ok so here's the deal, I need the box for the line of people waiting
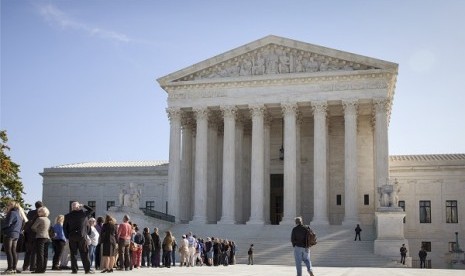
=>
[2,200,238,274]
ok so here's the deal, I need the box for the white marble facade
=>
[158,35,398,225]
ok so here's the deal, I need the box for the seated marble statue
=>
[118,183,141,209]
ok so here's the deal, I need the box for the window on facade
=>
[446,200,458,223]
[106,201,115,211]
[449,242,457,252]
[419,200,431,223]
[364,194,369,205]
[421,241,431,252]
[336,194,342,206]
[88,201,96,217]
[399,200,406,223]
[146,201,155,211]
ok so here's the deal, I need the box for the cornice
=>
[164,70,393,93]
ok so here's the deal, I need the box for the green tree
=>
[1,130,28,214]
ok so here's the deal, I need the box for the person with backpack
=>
[247,244,254,265]
[291,216,314,276]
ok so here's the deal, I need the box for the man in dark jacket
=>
[418,247,428,268]
[63,201,95,274]
[22,200,43,271]
[291,216,314,276]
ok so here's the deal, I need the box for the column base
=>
[342,217,360,226]
[310,217,329,225]
[218,217,236,225]
[279,217,296,225]
[190,216,207,225]
[246,218,265,225]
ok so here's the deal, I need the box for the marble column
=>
[374,98,390,207]
[219,106,237,224]
[264,114,272,224]
[311,101,329,225]
[247,104,266,225]
[167,107,182,222]
[207,115,219,223]
[280,102,298,225]
[342,99,360,225]
[234,117,244,223]
[191,106,209,224]
[296,114,302,217]
[181,115,194,222]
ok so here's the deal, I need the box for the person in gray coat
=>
[31,206,51,273]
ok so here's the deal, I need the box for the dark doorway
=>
[270,174,284,225]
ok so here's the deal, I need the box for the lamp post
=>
[279,118,284,160]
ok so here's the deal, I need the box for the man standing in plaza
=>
[63,201,95,274]
[291,216,314,276]
[400,244,408,265]
[418,246,427,268]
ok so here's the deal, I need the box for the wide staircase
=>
[168,223,402,267]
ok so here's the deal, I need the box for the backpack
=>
[306,226,317,247]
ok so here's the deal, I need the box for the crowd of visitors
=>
[1,200,238,274]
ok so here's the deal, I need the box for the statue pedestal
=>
[374,208,411,267]
[109,206,144,215]
[108,206,173,233]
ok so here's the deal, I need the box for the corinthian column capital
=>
[311,101,328,116]
[281,102,298,117]
[342,99,359,116]
[166,107,182,121]
[249,104,266,118]
[373,98,390,114]
[220,105,238,119]
[193,106,209,120]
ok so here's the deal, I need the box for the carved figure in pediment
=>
[240,58,253,76]
[343,64,354,71]
[265,48,279,74]
[319,60,329,71]
[278,49,290,74]
[226,63,240,77]
[304,57,319,72]
[253,54,265,75]
[294,55,304,73]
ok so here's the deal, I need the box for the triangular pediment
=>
[157,35,398,87]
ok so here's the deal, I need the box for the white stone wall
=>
[390,155,465,268]
[41,163,168,221]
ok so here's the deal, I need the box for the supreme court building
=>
[42,36,465,268]
[157,35,397,226]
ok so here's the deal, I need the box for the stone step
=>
[167,224,397,267]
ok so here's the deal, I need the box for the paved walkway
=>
[1,258,464,276]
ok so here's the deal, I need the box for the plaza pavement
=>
[1,257,464,276]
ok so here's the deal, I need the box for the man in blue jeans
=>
[291,216,314,276]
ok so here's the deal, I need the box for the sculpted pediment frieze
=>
[174,44,379,82]
[158,35,398,88]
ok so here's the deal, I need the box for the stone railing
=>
[139,208,175,223]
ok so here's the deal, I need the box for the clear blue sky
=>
[1,0,464,205]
